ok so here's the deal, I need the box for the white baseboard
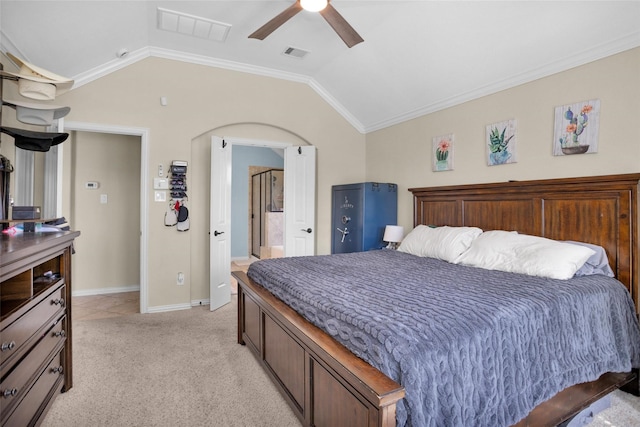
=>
[191,299,210,307]
[72,285,140,297]
[147,303,192,313]
[148,299,211,313]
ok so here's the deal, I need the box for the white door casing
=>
[64,121,149,314]
[284,145,316,257]
[209,136,232,311]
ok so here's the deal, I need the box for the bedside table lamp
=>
[383,225,404,249]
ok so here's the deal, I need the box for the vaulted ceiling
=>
[2,1,639,133]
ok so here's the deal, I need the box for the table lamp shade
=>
[383,225,404,247]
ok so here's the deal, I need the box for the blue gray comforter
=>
[247,250,640,427]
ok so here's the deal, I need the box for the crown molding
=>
[362,30,640,133]
[5,30,637,136]
[72,47,151,89]
[0,30,27,66]
[307,79,365,134]
[70,46,367,134]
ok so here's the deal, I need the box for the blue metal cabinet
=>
[331,182,398,254]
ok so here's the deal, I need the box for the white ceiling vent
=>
[157,7,231,42]
[283,46,309,59]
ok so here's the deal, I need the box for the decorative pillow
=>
[397,225,483,263]
[454,230,596,280]
[564,240,615,277]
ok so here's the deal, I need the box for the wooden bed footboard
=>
[234,270,405,427]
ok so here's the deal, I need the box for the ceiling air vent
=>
[157,7,231,42]
[283,46,309,59]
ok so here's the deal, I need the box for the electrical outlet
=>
[177,272,185,286]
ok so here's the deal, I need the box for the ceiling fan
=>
[249,0,364,48]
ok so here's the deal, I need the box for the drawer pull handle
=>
[53,330,66,338]
[51,366,64,375]
[2,388,18,398]
[1,341,15,352]
[51,298,65,306]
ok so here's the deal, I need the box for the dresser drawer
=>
[1,350,64,427]
[0,316,65,418]
[0,284,65,374]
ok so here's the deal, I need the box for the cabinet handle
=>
[52,330,66,338]
[2,388,18,398]
[1,341,15,352]
[51,298,65,306]
[51,366,64,375]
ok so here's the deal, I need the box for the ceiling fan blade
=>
[248,1,304,40]
[319,3,364,48]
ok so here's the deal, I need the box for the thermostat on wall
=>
[85,181,100,189]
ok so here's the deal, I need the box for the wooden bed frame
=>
[233,173,640,427]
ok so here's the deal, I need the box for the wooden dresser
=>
[1,230,79,426]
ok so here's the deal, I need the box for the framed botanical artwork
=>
[432,134,454,171]
[553,99,600,156]
[486,119,517,166]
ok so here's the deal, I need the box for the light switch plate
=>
[154,177,169,190]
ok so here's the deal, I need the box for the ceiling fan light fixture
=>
[300,0,328,12]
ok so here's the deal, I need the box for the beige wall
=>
[365,47,640,232]
[52,57,366,309]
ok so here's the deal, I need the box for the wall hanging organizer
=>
[164,160,189,231]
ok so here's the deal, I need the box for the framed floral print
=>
[432,134,454,171]
[553,99,600,156]
[486,119,517,166]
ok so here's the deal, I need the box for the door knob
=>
[214,230,224,236]
[301,228,312,234]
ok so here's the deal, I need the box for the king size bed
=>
[233,173,640,427]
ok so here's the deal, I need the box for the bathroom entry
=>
[251,168,284,259]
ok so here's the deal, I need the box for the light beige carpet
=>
[41,296,640,427]
[42,296,300,427]
[591,388,640,427]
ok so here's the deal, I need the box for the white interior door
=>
[284,146,316,257]
[209,136,231,311]
[209,139,315,309]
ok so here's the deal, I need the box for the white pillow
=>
[564,241,615,277]
[397,225,483,263]
[454,230,596,280]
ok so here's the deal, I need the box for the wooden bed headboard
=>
[409,173,640,315]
